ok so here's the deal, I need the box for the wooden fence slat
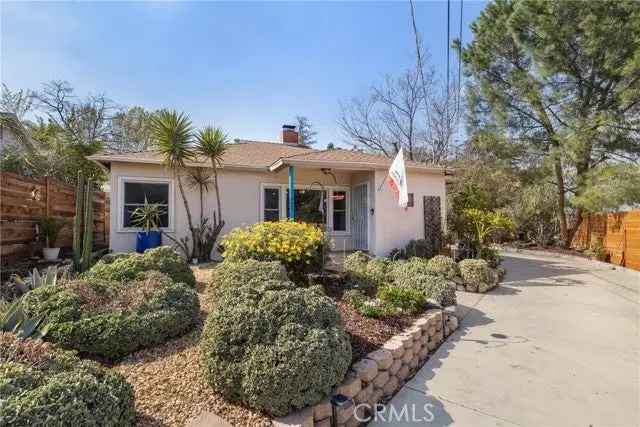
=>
[1,172,110,265]
[572,210,640,272]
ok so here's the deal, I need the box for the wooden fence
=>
[0,172,109,264]
[572,210,640,271]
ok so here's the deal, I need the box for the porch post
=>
[288,165,296,220]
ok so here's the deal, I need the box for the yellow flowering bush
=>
[220,221,326,282]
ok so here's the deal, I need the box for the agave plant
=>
[12,265,59,295]
[0,299,49,339]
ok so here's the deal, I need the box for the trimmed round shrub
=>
[387,257,431,282]
[459,259,493,287]
[0,332,135,426]
[22,271,199,360]
[427,255,460,280]
[343,251,370,275]
[200,280,351,416]
[220,221,326,281]
[395,273,456,307]
[211,259,288,289]
[87,246,196,288]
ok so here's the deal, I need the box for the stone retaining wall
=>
[273,309,459,427]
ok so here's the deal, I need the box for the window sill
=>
[117,228,175,234]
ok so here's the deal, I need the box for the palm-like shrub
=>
[220,221,326,283]
[0,332,135,426]
[200,280,351,416]
[87,246,196,288]
[427,255,460,280]
[22,271,199,360]
[151,110,197,258]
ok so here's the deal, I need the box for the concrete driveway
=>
[370,251,639,427]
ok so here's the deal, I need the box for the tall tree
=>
[295,116,318,146]
[150,110,198,258]
[462,0,640,247]
[109,106,156,152]
[1,84,33,120]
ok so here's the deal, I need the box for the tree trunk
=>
[212,166,222,221]
[176,173,197,259]
[553,158,570,248]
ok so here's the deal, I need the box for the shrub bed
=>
[343,252,389,295]
[211,259,288,290]
[200,280,351,416]
[0,332,135,426]
[342,255,457,316]
[87,246,196,288]
[220,221,326,283]
[22,271,200,360]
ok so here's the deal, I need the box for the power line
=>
[447,0,451,96]
[457,0,463,115]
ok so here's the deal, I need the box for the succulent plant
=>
[0,299,49,339]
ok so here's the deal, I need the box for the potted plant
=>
[38,216,66,261]
[131,199,165,253]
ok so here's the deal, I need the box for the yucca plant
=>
[131,198,166,232]
[195,126,228,221]
[151,110,197,259]
[194,126,228,261]
[1,299,49,339]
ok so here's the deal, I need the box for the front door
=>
[351,183,368,250]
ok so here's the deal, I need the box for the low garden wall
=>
[273,309,459,427]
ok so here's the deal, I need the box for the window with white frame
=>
[122,179,171,229]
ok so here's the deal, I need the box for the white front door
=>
[351,183,368,250]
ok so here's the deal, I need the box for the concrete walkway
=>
[371,252,639,427]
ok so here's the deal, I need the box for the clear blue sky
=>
[1,1,485,148]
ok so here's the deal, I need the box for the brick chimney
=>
[281,124,299,145]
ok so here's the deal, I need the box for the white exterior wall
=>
[108,162,446,257]
[372,169,447,256]
[109,162,359,253]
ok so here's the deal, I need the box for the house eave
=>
[270,158,451,174]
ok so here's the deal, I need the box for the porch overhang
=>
[269,157,454,175]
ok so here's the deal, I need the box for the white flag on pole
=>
[388,148,409,208]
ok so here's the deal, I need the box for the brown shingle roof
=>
[89,140,449,173]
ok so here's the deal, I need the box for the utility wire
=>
[409,0,432,132]
[457,0,463,115]
[447,0,451,98]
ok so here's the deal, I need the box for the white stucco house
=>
[89,125,452,257]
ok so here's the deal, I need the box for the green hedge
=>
[22,271,200,360]
[0,332,135,426]
[87,246,196,288]
[200,280,351,416]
